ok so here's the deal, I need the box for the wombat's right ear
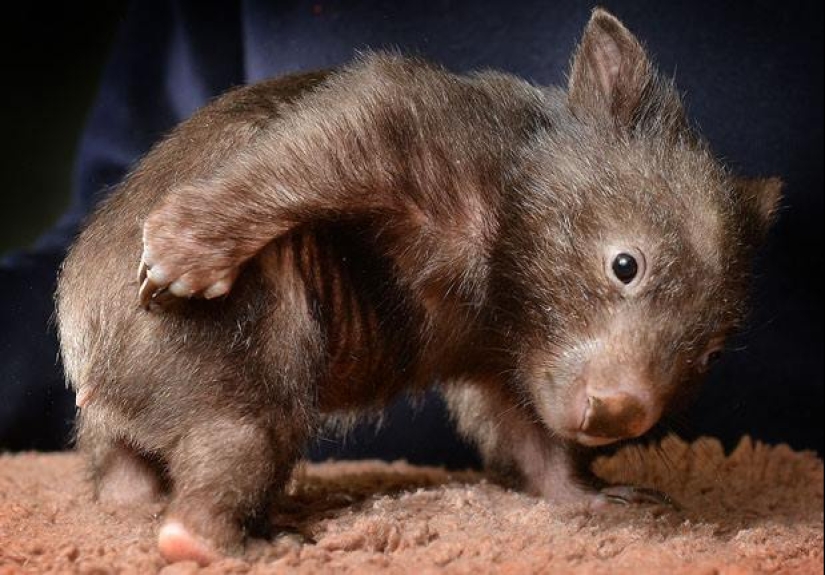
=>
[734,176,784,240]
[567,8,656,126]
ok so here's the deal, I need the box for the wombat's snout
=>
[568,378,662,447]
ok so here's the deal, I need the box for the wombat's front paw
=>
[137,255,239,310]
[138,186,244,310]
[535,476,677,511]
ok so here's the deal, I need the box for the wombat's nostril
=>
[580,392,650,439]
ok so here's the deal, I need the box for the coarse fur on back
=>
[56,8,782,566]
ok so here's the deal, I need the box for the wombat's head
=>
[496,9,782,446]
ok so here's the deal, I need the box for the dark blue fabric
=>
[1,0,821,458]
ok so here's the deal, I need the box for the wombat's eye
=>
[706,350,723,365]
[698,338,726,371]
[612,253,638,284]
[605,247,646,291]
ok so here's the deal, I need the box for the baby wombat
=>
[56,8,781,566]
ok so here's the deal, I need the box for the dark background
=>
[0,4,128,252]
[0,1,822,458]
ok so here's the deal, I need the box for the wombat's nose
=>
[580,391,651,440]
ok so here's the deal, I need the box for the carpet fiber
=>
[0,436,822,574]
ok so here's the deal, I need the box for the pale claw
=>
[138,275,155,309]
[138,270,168,311]
[138,258,179,311]
[593,485,680,511]
[137,258,147,284]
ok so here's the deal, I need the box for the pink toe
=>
[158,521,220,566]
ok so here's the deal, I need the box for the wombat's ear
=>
[568,8,658,126]
[735,176,784,239]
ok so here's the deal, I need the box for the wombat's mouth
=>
[571,432,625,447]
[566,421,655,447]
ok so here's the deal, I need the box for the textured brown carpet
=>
[0,436,822,574]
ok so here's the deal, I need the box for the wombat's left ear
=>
[735,176,784,238]
[568,8,664,127]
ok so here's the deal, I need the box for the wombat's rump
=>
[56,8,782,566]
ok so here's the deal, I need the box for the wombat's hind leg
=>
[158,416,301,566]
[93,441,166,506]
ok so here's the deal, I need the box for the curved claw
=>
[137,259,148,285]
[138,276,152,309]
[595,485,680,511]
[138,258,173,311]
[138,276,167,310]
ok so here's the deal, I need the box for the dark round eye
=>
[699,342,725,371]
[611,253,639,284]
[705,350,723,366]
[604,246,647,291]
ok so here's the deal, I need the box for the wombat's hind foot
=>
[159,417,295,565]
[160,491,249,565]
[158,520,223,566]
[138,188,245,309]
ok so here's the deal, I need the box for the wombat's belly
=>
[259,222,423,412]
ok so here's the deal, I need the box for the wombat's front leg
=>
[444,384,674,508]
[444,384,599,504]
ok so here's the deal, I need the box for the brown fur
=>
[56,8,781,560]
